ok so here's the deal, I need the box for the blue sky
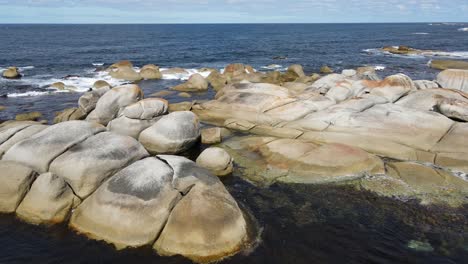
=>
[0,0,467,23]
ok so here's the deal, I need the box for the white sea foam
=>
[7,91,50,97]
[412,32,429,35]
[458,28,468,32]
[159,68,213,80]
[374,66,386,71]
[0,65,35,72]
[92,62,104,66]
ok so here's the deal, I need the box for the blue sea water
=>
[0,23,467,264]
[0,23,468,120]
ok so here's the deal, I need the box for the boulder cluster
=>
[0,79,251,262]
[193,67,468,206]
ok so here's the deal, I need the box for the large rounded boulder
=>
[3,121,105,173]
[172,73,208,92]
[437,69,468,92]
[2,66,21,79]
[16,173,79,225]
[140,64,162,80]
[196,147,234,176]
[70,157,181,248]
[0,161,37,213]
[139,111,200,154]
[49,132,149,198]
[86,84,143,125]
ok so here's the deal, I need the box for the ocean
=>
[0,23,467,263]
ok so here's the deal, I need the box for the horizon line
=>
[0,21,467,25]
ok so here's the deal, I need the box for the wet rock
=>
[0,106,5,111]
[3,121,105,173]
[49,132,149,198]
[206,70,228,91]
[178,92,191,98]
[172,73,208,92]
[139,111,200,154]
[287,64,305,78]
[0,161,37,213]
[201,127,222,144]
[150,90,175,98]
[196,147,233,176]
[160,68,188,75]
[54,108,86,123]
[436,69,468,92]
[15,112,43,122]
[108,61,142,81]
[16,172,79,225]
[93,80,111,89]
[320,65,333,74]
[430,60,468,70]
[70,157,181,248]
[154,155,247,262]
[168,101,193,112]
[86,84,143,125]
[2,66,21,79]
[140,64,162,80]
[51,82,65,90]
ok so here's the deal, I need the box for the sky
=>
[0,0,467,23]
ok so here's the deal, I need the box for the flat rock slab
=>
[70,157,181,248]
[16,172,79,225]
[50,132,149,198]
[3,121,105,173]
[0,161,37,213]
[222,136,384,185]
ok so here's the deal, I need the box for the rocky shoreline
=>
[1,58,468,262]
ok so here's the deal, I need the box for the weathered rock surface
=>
[172,74,208,92]
[16,172,79,224]
[70,157,181,248]
[0,124,47,158]
[222,136,383,184]
[78,87,110,114]
[140,64,162,80]
[0,161,37,213]
[3,121,105,173]
[430,60,468,70]
[86,84,143,125]
[15,112,43,122]
[154,155,247,262]
[2,66,21,79]
[196,147,234,176]
[49,132,149,198]
[139,111,200,154]
[437,69,468,92]
[108,61,142,81]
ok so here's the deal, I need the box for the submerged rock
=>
[15,112,43,122]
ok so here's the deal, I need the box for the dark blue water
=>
[1,23,467,120]
[0,24,468,263]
